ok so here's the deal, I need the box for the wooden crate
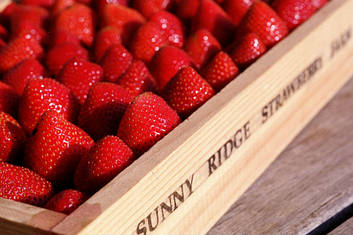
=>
[1,0,353,234]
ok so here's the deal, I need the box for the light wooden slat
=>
[52,1,353,234]
[0,0,10,11]
[0,198,66,235]
[329,218,353,235]
[208,76,353,234]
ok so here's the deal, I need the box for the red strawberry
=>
[57,58,104,104]
[53,3,96,46]
[0,112,26,162]
[0,82,20,116]
[52,0,75,16]
[239,1,288,47]
[184,29,221,69]
[0,38,6,49]
[149,46,193,91]
[272,0,316,30]
[0,3,18,26]
[25,111,94,185]
[101,4,145,45]
[74,135,134,193]
[176,0,200,20]
[311,0,327,9]
[117,92,180,154]
[201,51,239,91]
[10,5,49,36]
[118,60,157,98]
[0,24,8,40]
[223,0,254,26]
[3,59,45,96]
[0,162,53,206]
[96,0,129,16]
[230,33,267,68]
[162,66,214,118]
[130,22,167,63]
[149,11,184,48]
[133,0,172,18]
[19,78,79,135]
[46,43,89,75]
[192,0,236,44]
[45,189,86,214]
[78,83,133,140]
[94,26,122,62]
[100,44,133,83]
[0,33,43,72]
[21,0,55,8]
[49,30,80,48]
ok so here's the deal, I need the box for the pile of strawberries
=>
[0,0,327,214]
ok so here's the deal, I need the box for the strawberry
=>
[21,0,55,8]
[46,43,89,75]
[24,111,94,185]
[118,60,157,98]
[52,0,75,16]
[45,189,86,214]
[101,4,145,45]
[272,0,316,30]
[53,3,96,46]
[3,59,45,96]
[0,24,8,40]
[223,0,254,26]
[201,51,239,91]
[311,0,328,9]
[176,0,200,20]
[162,66,214,118]
[130,22,167,63]
[0,112,26,163]
[192,0,236,44]
[0,38,5,49]
[0,82,20,116]
[96,0,129,16]
[100,44,133,83]
[149,11,184,48]
[0,162,53,206]
[78,83,133,140]
[0,3,18,26]
[133,0,172,18]
[10,5,49,37]
[49,30,80,48]
[74,135,134,193]
[94,26,122,62]
[0,32,43,72]
[149,46,193,91]
[230,33,267,68]
[117,92,180,154]
[57,58,104,105]
[238,1,288,47]
[18,78,79,135]
[184,29,222,69]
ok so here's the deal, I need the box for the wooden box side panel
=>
[0,198,66,235]
[51,0,353,234]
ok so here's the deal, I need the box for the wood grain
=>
[49,1,353,234]
[208,76,353,234]
[1,0,353,234]
[0,198,66,235]
[330,218,353,235]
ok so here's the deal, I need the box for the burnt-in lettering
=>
[136,220,147,235]
[208,154,217,176]
[147,208,159,232]
[185,174,195,196]
[161,196,173,221]
[172,185,184,210]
